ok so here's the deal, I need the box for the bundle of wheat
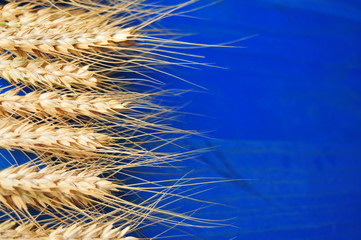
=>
[0,0,220,239]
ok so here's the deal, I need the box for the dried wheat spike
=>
[0,118,112,160]
[0,220,138,239]
[0,161,214,226]
[0,163,117,213]
[0,89,132,121]
[0,2,86,28]
[0,2,118,35]
[49,223,138,240]
[0,161,198,225]
[0,54,101,91]
[1,1,203,75]
[0,88,190,157]
[0,115,190,167]
[0,117,171,165]
[0,24,135,58]
[0,2,60,27]
[0,220,43,239]
[0,1,137,54]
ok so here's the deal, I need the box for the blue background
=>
[162,0,361,239]
[0,0,361,239]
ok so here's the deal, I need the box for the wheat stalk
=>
[0,220,138,239]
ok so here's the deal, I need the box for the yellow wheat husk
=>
[0,118,113,161]
[0,161,168,225]
[0,0,203,74]
[0,54,101,91]
[0,117,189,166]
[0,2,85,28]
[0,88,181,138]
[0,1,137,59]
[0,89,131,120]
[0,25,135,57]
[0,1,137,39]
[0,161,222,230]
[0,220,138,239]
[0,163,115,214]
[0,53,156,92]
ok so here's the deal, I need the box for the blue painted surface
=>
[158,0,361,239]
[0,0,361,239]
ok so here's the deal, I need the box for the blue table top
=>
[158,1,361,239]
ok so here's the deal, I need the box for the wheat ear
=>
[0,161,216,227]
[1,1,205,77]
[0,89,132,120]
[0,118,113,160]
[0,24,135,58]
[0,220,138,239]
[0,163,116,212]
[49,223,138,240]
[0,2,87,28]
[0,54,159,92]
[0,161,190,225]
[0,54,103,91]
[0,2,125,35]
[0,88,173,134]
[0,2,137,60]
[0,220,43,239]
[0,117,174,164]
